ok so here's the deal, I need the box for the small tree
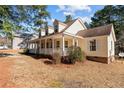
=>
[64,15,73,23]
[68,46,84,64]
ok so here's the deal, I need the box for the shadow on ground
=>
[0,53,15,57]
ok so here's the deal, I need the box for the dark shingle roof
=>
[76,24,113,38]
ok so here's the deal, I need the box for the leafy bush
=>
[52,52,61,64]
[68,46,84,64]
[23,48,29,54]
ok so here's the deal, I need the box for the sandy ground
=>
[0,49,124,88]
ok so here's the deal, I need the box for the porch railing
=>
[29,48,69,56]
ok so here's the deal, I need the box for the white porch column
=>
[62,34,65,56]
[72,37,75,46]
[52,38,54,55]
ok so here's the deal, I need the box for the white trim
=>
[63,32,84,39]
[111,25,116,42]
[78,18,87,29]
[62,34,65,56]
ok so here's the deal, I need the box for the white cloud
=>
[56,5,66,12]
[57,5,91,15]
[51,18,55,22]
[63,12,73,16]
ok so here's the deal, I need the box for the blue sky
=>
[46,5,104,25]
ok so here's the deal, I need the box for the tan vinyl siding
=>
[83,36,108,57]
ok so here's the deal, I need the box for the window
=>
[54,24,58,33]
[56,41,60,48]
[90,40,96,51]
[65,41,68,48]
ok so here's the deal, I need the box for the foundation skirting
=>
[86,56,115,64]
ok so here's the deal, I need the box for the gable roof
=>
[54,19,67,26]
[76,24,113,38]
[60,19,77,32]
[49,18,86,34]
[39,18,86,39]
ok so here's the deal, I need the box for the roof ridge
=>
[54,18,78,25]
[54,19,66,25]
[65,19,77,24]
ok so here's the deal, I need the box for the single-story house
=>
[0,36,7,46]
[12,33,38,49]
[28,18,116,64]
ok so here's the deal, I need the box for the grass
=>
[0,49,124,88]
[49,80,63,88]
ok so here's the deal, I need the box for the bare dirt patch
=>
[0,57,15,87]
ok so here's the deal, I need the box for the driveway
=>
[0,49,124,88]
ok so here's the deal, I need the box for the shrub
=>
[23,48,29,54]
[68,46,84,64]
[52,52,61,64]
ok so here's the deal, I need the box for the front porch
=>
[28,33,83,56]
